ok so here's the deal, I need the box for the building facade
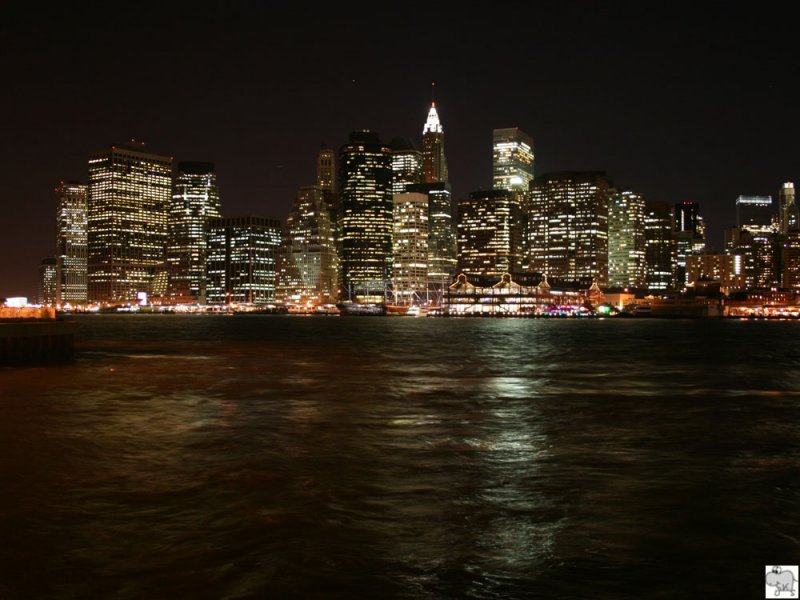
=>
[422,103,448,184]
[87,143,172,303]
[166,162,221,304]
[608,190,646,288]
[54,181,88,304]
[492,128,535,192]
[390,138,423,195]
[674,201,706,285]
[644,201,675,291]
[38,258,58,305]
[407,182,457,294]
[686,253,745,293]
[392,192,428,305]
[457,190,523,277]
[206,216,281,306]
[527,171,610,285]
[338,131,393,299]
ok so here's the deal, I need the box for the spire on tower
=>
[423,84,443,135]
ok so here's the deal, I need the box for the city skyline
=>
[3,4,800,297]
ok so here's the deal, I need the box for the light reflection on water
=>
[0,315,799,598]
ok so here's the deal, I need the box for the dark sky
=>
[2,2,798,298]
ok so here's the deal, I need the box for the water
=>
[1,315,798,598]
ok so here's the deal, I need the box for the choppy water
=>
[1,315,799,598]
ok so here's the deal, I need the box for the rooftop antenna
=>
[431,81,436,107]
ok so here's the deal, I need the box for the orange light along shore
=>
[0,307,75,365]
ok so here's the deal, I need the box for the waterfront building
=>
[87,143,172,303]
[733,195,778,287]
[38,258,58,305]
[206,216,281,306]
[54,181,88,304]
[338,131,393,299]
[422,103,448,184]
[392,192,428,305]
[283,186,339,304]
[686,253,745,293]
[608,190,646,288]
[779,182,798,234]
[390,138,423,195]
[407,182,457,295]
[457,190,523,277]
[527,171,611,286]
[492,128,535,192]
[644,201,675,291]
[166,162,221,304]
[674,201,706,286]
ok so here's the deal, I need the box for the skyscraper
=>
[674,201,706,286]
[528,172,611,285]
[644,201,675,291]
[38,258,58,305]
[734,195,778,287]
[166,162,221,304]
[422,103,448,184]
[392,192,428,305]
[206,216,281,305]
[54,181,88,304]
[457,190,523,277]
[492,128,535,192]
[316,145,336,193]
[779,182,798,234]
[87,143,172,303]
[608,190,646,288]
[390,138,423,194]
[407,182,457,294]
[338,131,393,299]
[284,186,338,303]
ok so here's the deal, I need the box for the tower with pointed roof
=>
[422,87,448,184]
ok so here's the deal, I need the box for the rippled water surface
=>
[1,315,799,598]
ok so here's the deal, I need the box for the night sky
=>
[2,2,798,298]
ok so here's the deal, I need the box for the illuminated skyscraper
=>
[339,131,393,299]
[284,186,339,303]
[608,190,646,287]
[390,138,423,194]
[407,182,457,293]
[392,192,428,305]
[734,195,777,287]
[166,162,221,304]
[674,201,706,286]
[422,103,448,184]
[87,143,172,303]
[779,182,798,234]
[206,216,281,305]
[644,201,675,291]
[528,172,610,285]
[38,258,58,305]
[457,190,523,277]
[492,128,534,192]
[54,181,88,304]
[316,145,336,193]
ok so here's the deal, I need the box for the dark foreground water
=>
[1,315,799,599]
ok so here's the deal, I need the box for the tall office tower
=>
[206,216,281,305]
[407,182,457,293]
[87,143,172,303]
[782,230,800,288]
[735,195,777,287]
[316,145,336,193]
[38,258,58,305]
[644,201,675,291]
[492,128,535,192]
[528,172,611,285]
[422,103,448,184]
[54,181,88,304]
[166,162,221,304]
[673,201,706,285]
[779,182,798,234]
[390,138,423,194]
[284,186,339,303]
[457,190,523,277]
[392,192,428,304]
[338,131,393,299]
[608,190,646,288]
